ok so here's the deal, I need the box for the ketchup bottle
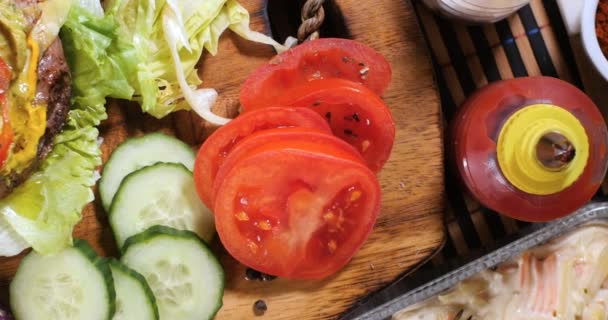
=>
[450,76,608,222]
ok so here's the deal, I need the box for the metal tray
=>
[342,202,608,320]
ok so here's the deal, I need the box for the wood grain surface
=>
[0,0,446,318]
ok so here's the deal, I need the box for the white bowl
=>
[422,0,530,23]
[581,0,608,81]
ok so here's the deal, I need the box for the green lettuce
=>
[105,0,286,124]
[0,3,135,255]
[224,0,288,53]
[0,0,286,255]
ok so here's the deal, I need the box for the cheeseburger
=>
[0,0,71,197]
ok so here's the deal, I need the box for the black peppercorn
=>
[253,299,267,316]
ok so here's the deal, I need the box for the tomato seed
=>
[337,214,345,229]
[361,140,371,152]
[235,211,250,221]
[352,113,361,122]
[257,220,272,231]
[312,100,321,106]
[323,211,336,222]
[247,240,259,254]
[349,190,362,202]
[324,209,345,233]
[325,112,332,121]
[328,240,337,253]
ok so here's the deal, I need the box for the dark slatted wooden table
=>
[344,1,608,317]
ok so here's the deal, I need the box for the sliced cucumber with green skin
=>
[110,163,215,250]
[121,226,224,320]
[10,239,115,320]
[99,133,196,211]
[109,259,159,320]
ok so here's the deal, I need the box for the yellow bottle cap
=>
[496,104,589,195]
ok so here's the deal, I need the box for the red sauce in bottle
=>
[450,76,608,222]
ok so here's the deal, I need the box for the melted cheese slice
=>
[2,33,47,175]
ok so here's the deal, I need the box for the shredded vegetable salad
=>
[394,224,608,320]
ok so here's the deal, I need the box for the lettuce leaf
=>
[105,0,286,123]
[0,0,287,255]
[0,3,135,255]
[75,0,104,17]
[224,0,288,54]
[0,215,28,257]
[105,0,227,122]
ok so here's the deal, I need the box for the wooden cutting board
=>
[0,0,446,318]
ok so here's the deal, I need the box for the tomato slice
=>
[211,127,365,205]
[269,78,395,172]
[0,57,13,168]
[0,57,10,90]
[193,107,332,208]
[214,147,380,279]
[240,38,392,111]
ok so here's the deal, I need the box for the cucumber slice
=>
[109,163,214,250]
[109,259,159,320]
[10,239,115,320]
[99,133,195,211]
[121,226,224,320]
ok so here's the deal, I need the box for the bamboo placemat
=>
[413,0,587,264]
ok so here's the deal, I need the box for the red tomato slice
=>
[214,148,380,279]
[193,107,332,209]
[0,57,13,168]
[0,57,10,90]
[240,38,391,111]
[271,78,395,172]
[211,127,365,204]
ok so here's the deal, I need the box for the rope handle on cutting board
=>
[298,0,326,42]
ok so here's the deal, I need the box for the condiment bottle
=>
[451,76,608,222]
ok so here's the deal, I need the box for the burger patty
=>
[0,38,71,199]
[36,39,71,159]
